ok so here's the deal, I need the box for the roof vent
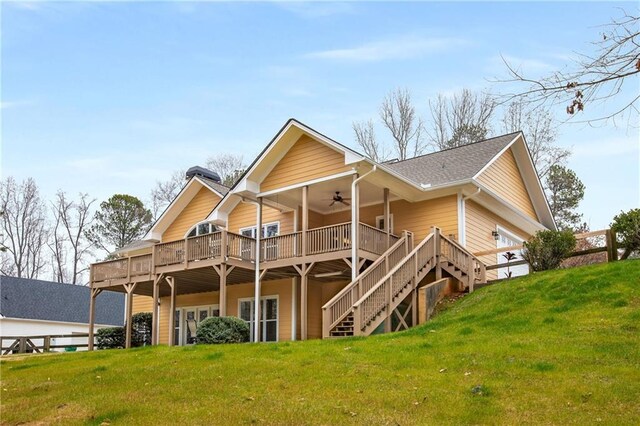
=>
[185,166,221,183]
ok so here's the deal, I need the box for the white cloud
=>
[273,2,356,18]
[496,54,554,73]
[572,136,640,158]
[0,100,34,110]
[305,35,469,62]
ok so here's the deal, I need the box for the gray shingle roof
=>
[198,176,230,196]
[385,132,520,187]
[0,276,124,326]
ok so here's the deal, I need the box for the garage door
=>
[496,228,529,279]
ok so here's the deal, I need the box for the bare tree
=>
[0,177,49,279]
[205,153,246,187]
[353,119,389,162]
[427,89,496,150]
[150,170,185,220]
[50,192,95,284]
[499,11,639,124]
[380,88,426,160]
[502,99,570,178]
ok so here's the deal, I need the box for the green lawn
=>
[2,261,639,425]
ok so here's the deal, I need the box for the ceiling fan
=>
[329,191,350,207]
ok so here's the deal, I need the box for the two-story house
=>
[88,119,554,348]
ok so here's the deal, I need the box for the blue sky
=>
[2,1,638,230]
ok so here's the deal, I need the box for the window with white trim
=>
[239,222,280,238]
[376,214,394,234]
[238,296,278,342]
[186,222,218,238]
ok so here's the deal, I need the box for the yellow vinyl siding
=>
[465,200,530,280]
[163,187,221,242]
[227,202,294,235]
[477,148,537,220]
[261,135,351,192]
[322,195,458,243]
[156,279,295,344]
[132,295,153,314]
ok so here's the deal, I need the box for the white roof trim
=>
[473,181,548,233]
[472,133,521,180]
[144,177,224,241]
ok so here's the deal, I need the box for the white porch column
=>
[351,174,360,281]
[383,187,390,248]
[254,197,263,343]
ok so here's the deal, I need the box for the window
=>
[376,215,394,234]
[186,222,218,238]
[240,222,280,238]
[175,305,220,345]
[238,296,278,342]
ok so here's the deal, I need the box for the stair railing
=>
[439,233,486,291]
[321,231,412,338]
[352,232,436,336]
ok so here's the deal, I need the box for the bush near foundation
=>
[196,316,250,344]
[522,230,576,271]
[95,312,153,349]
[96,327,125,349]
[131,312,152,346]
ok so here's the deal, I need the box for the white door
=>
[496,228,529,278]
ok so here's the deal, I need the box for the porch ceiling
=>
[262,176,397,214]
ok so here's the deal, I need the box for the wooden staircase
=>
[322,227,486,338]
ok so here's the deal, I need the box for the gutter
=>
[351,165,377,281]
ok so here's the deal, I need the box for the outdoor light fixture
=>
[491,231,500,241]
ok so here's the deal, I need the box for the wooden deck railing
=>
[261,232,301,261]
[187,233,222,261]
[92,258,128,282]
[1,334,93,355]
[154,239,186,266]
[322,232,412,337]
[91,223,402,283]
[227,232,256,261]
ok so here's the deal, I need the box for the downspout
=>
[240,197,262,343]
[351,165,377,281]
[459,187,482,246]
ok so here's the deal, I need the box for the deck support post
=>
[167,276,176,346]
[254,197,263,343]
[291,277,297,341]
[88,288,102,351]
[151,274,163,345]
[384,187,390,248]
[434,227,442,280]
[124,282,138,349]
[294,262,314,340]
[214,264,228,317]
[467,255,475,293]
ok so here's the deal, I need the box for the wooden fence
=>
[473,229,618,281]
[1,334,94,355]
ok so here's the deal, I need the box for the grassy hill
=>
[1,261,639,425]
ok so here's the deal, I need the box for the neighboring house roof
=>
[0,276,124,326]
[385,132,520,187]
